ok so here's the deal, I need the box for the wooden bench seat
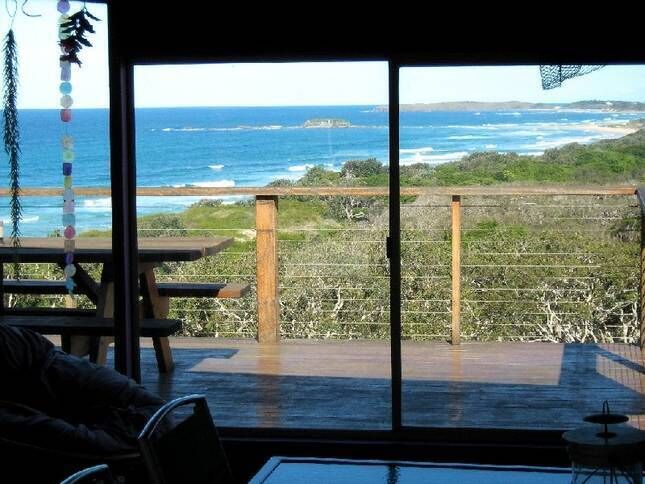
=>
[2,279,75,295]
[0,314,182,373]
[1,278,248,372]
[2,307,96,317]
[156,282,250,298]
[0,314,182,338]
[3,279,250,299]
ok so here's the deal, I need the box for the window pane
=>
[134,62,391,429]
[400,65,644,430]
[2,0,111,319]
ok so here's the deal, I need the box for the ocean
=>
[1,106,641,236]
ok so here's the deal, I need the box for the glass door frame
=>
[388,60,402,431]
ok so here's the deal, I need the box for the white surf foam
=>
[209,164,224,171]
[525,135,598,150]
[447,135,487,140]
[161,127,206,132]
[175,180,236,188]
[400,146,434,154]
[161,125,289,133]
[288,164,315,172]
[82,198,112,208]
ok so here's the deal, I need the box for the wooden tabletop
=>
[0,237,234,263]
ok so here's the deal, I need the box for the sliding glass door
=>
[132,61,392,430]
[398,65,644,431]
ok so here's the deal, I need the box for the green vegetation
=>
[267,130,645,188]
[409,129,645,186]
[9,131,643,343]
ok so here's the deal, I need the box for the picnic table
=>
[0,237,247,372]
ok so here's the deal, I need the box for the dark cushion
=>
[1,323,57,410]
[0,323,164,454]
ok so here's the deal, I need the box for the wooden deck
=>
[124,339,643,430]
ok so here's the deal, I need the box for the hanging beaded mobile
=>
[58,0,76,293]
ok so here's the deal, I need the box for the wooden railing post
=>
[256,195,279,344]
[638,188,645,349]
[451,195,461,345]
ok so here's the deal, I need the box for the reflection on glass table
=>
[249,457,571,483]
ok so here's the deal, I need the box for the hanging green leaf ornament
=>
[2,29,22,256]
[59,4,100,66]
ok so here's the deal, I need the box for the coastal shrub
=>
[610,215,639,242]
[327,195,378,221]
[138,213,188,237]
[233,199,254,207]
[340,158,386,179]
[267,178,295,187]
[190,199,223,208]
[300,166,341,186]
[401,163,434,181]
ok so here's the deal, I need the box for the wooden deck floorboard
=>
[123,339,644,430]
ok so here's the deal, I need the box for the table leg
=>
[140,268,174,372]
[152,336,173,372]
[56,262,102,359]
[93,277,115,365]
[64,261,172,372]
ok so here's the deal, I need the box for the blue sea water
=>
[1,106,641,236]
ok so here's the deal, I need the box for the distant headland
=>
[375,100,645,113]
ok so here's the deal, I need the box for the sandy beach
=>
[569,122,641,136]
[584,124,639,135]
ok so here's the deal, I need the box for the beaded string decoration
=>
[58,0,76,293]
[57,1,99,294]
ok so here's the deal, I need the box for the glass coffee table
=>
[249,456,571,483]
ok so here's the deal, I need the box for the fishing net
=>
[539,65,605,90]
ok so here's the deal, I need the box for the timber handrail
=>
[0,185,637,197]
[1,184,641,346]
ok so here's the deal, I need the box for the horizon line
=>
[17,98,645,110]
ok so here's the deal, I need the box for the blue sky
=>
[6,1,645,108]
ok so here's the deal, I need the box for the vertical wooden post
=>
[451,195,461,345]
[256,196,279,344]
[0,263,4,315]
[639,188,645,349]
[108,1,140,382]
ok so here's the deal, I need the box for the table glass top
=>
[254,459,570,484]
